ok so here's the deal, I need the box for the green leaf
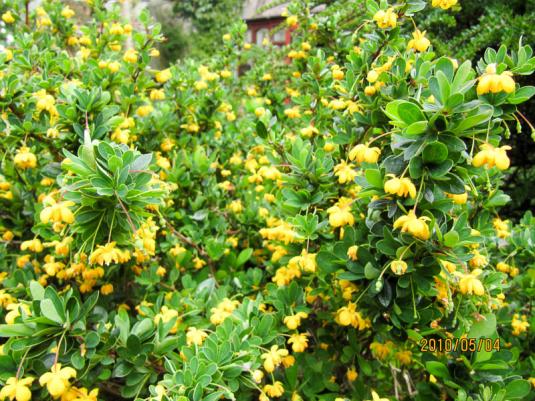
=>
[425,361,451,379]
[505,380,531,399]
[398,101,425,125]
[423,142,448,164]
[40,299,64,325]
[452,105,493,133]
[365,169,383,188]
[256,121,268,138]
[406,121,428,135]
[236,248,253,266]
[29,281,45,301]
[468,314,496,339]
[443,230,459,247]
[0,324,34,337]
[364,262,380,279]
[108,155,123,173]
[317,251,342,274]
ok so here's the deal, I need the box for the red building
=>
[242,0,291,46]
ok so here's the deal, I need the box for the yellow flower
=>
[469,250,487,268]
[186,327,208,346]
[393,210,431,240]
[89,242,130,266]
[511,314,529,336]
[367,70,379,83]
[391,259,408,275]
[155,69,172,84]
[283,312,308,330]
[260,345,289,372]
[123,49,138,63]
[0,377,34,401]
[284,106,301,119]
[33,90,56,114]
[408,30,431,52]
[136,104,154,117]
[14,147,37,169]
[432,0,457,9]
[39,364,77,398]
[447,192,468,204]
[286,15,298,27]
[5,303,31,324]
[107,61,121,73]
[109,23,124,35]
[458,269,485,296]
[100,284,113,295]
[367,390,389,401]
[2,11,15,24]
[347,245,359,261]
[150,89,165,101]
[2,230,14,242]
[20,239,43,253]
[334,161,357,184]
[472,143,511,170]
[346,367,358,382]
[249,369,264,385]
[263,381,284,398]
[395,350,412,365]
[288,333,309,352]
[327,197,355,228]
[384,175,417,198]
[332,68,344,80]
[348,144,381,164]
[373,8,397,29]
[61,6,75,18]
[335,302,370,329]
[40,200,75,225]
[477,65,516,95]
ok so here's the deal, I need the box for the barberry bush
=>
[0,1,534,401]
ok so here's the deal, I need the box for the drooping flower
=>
[0,377,34,401]
[373,8,397,29]
[457,269,485,296]
[327,197,355,228]
[261,345,289,373]
[393,210,431,240]
[391,259,408,275]
[186,327,208,346]
[408,30,430,52]
[384,175,417,198]
[348,144,381,164]
[288,333,309,352]
[477,64,516,95]
[334,161,357,184]
[335,302,370,329]
[39,364,77,398]
[40,199,75,225]
[472,143,511,170]
[283,312,308,330]
[14,147,37,169]
[347,245,359,261]
[89,242,131,266]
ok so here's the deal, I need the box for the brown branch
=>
[163,220,219,286]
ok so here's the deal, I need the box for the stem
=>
[16,348,31,379]
[54,330,68,366]
[116,193,137,233]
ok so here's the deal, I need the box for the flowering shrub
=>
[0,1,534,401]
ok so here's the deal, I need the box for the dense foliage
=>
[0,1,534,401]
[418,0,535,216]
